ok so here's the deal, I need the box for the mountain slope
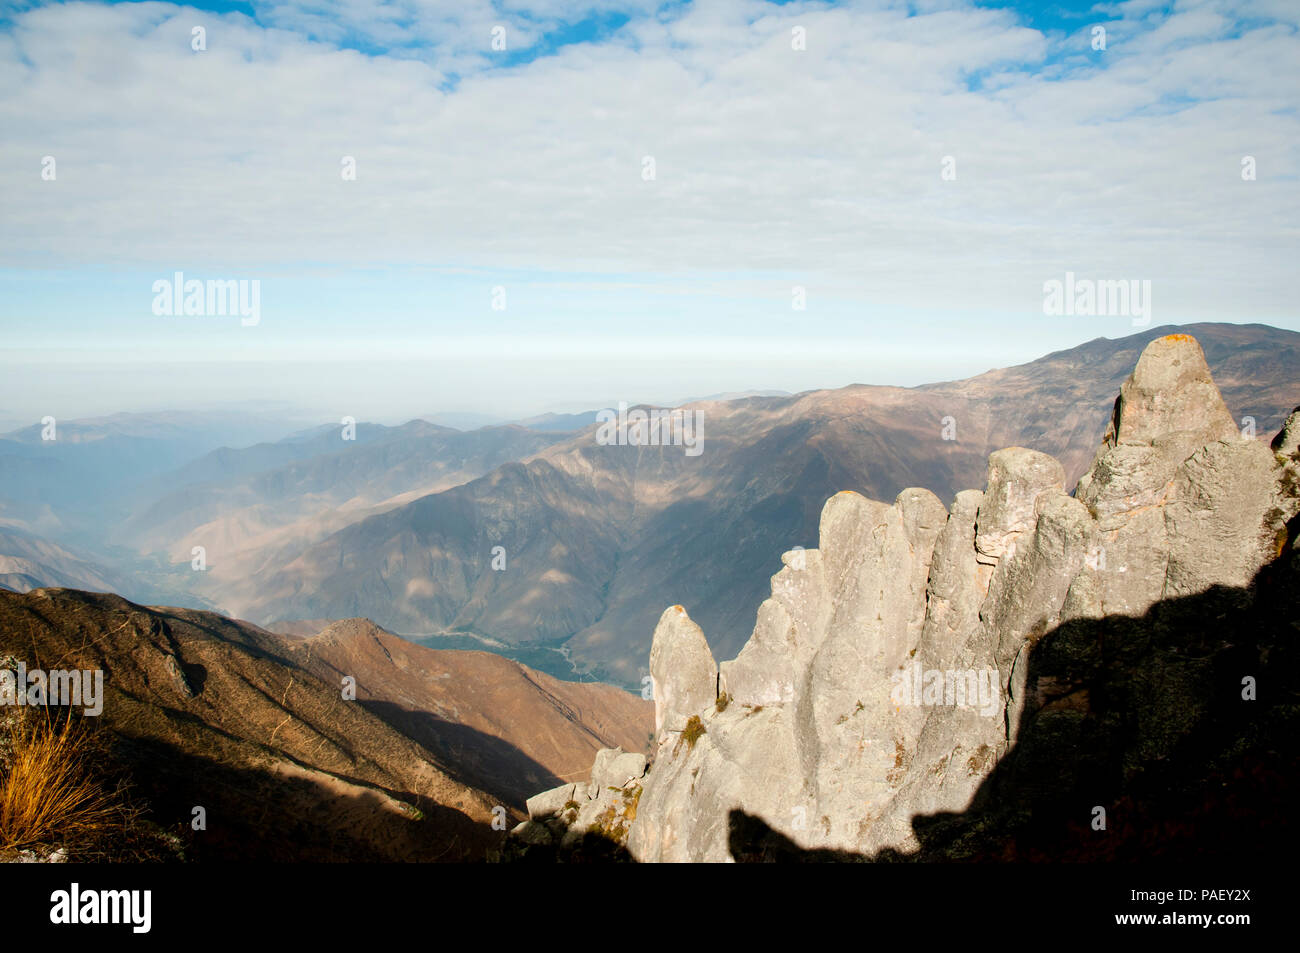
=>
[0,588,645,860]
[0,527,121,594]
[287,619,652,804]
[117,421,567,618]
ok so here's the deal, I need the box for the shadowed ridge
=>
[285,616,652,807]
[0,588,525,860]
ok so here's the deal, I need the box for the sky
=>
[0,0,1297,429]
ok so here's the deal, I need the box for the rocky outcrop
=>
[509,746,648,859]
[1273,406,1300,458]
[516,334,1300,861]
[1072,334,1283,616]
[975,448,1066,566]
[648,606,717,735]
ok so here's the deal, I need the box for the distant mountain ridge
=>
[0,526,121,595]
[4,324,1296,686]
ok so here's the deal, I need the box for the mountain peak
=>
[1110,333,1238,449]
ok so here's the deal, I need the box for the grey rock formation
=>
[648,605,717,737]
[519,334,1300,862]
[525,783,577,821]
[510,745,648,854]
[975,448,1066,566]
[589,747,647,791]
[1076,333,1239,531]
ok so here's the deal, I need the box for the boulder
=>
[525,782,575,821]
[589,747,647,790]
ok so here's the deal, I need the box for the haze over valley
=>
[2,322,1297,689]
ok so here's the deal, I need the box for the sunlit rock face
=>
[524,334,1300,862]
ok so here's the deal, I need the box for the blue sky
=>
[1,0,1297,427]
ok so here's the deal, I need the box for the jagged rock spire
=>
[1106,333,1238,448]
[522,333,1300,862]
[648,605,716,739]
[1077,334,1239,528]
[975,447,1066,566]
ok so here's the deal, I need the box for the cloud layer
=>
[1,0,1296,319]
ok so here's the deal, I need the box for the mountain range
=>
[228,323,1300,684]
[3,323,1297,688]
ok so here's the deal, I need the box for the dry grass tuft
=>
[673,714,707,756]
[0,708,145,858]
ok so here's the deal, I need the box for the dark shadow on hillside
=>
[498,829,638,863]
[0,588,561,860]
[358,700,566,808]
[728,538,1300,862]
[112,735,502,862]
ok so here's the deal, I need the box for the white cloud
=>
[0,0,1296,320]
